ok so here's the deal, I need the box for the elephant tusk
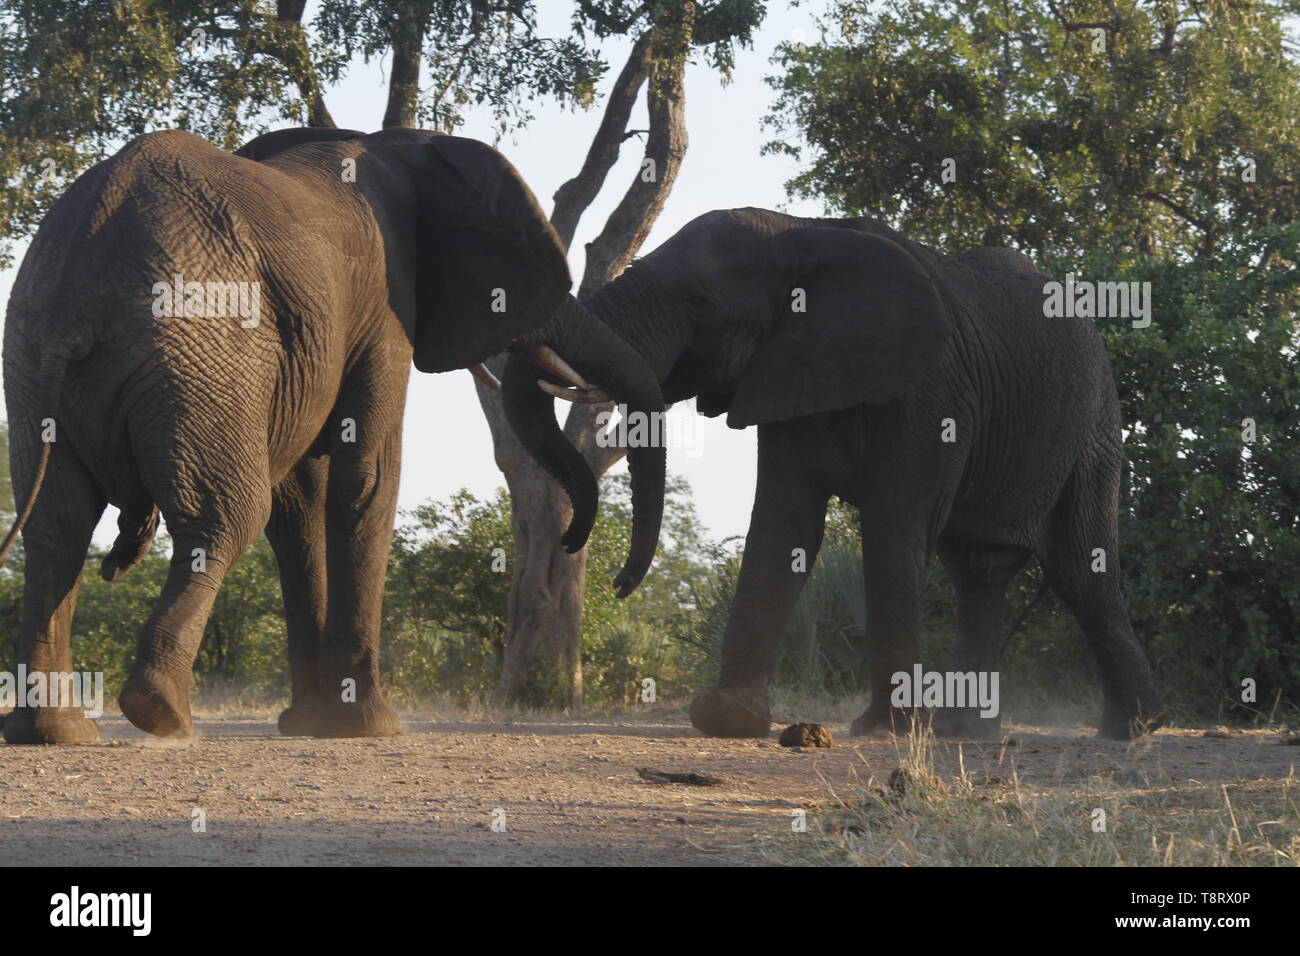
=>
[528,346,589,390]
[537,380,612,404]
[469,364,501,390]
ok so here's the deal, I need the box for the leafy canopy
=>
[765,0,1300,259]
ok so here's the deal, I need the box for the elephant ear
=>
[412,135,572,372]
[234,127,365,161]
[726,228,949,429]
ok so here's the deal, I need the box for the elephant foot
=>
[119,671,192,739]
[313,695,401,738]
[849,700,923,737]
[689,686,771,738]
[2,707,100,745]
[1097,691,1164,741]
[277,701,320,737]
[932,708,1002,741]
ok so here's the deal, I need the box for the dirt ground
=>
[1,709,1295,866]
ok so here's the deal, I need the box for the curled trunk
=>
[503,296,665,597]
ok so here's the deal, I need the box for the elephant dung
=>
[778,722,832,748]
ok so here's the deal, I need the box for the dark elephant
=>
[500,207,1163,741]
[0,126,596,743]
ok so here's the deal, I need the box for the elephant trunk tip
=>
[612,570,644,600]
[561,525,590,555]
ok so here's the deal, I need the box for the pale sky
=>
[0,1,829,547]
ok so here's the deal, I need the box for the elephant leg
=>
[313,352,406,738]
[119,442,273,738]
[690,428,828,738]
[932,541,1030,739]
[849,518,929,737]
[266,453,330,736]
[1042,452,1162,739]
[3,442,105,745]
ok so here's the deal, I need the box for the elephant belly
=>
[945,419,1088,548]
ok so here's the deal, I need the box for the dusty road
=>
[1,710,1295,865]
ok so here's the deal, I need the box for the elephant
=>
[499,207,1164,741]
[0,124,609,744]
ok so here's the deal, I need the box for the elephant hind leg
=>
[119,453,273,738]
[849,520,930,737]
[119,505,271,738]
[932,541,1030,739]
[4,440,105,745]
[303,346,407,739]
[1041,451,1162,739]
[266,454,329,737]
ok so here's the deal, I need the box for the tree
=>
[0,0,763,708]
[764,0,1300,259]
[1097,228,1300,719]
[475,1,764,707]
[0,2,606,266]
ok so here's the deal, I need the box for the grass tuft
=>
[760,727,1300,866]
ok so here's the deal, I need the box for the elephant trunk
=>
[503,296,666,598]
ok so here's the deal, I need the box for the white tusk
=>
[469,364,501,390]
[537,380,612,404]
[528,346,588,389]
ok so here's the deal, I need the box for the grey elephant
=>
[501,207,1163,741]
[0,125,617,744]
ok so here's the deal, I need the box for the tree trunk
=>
[480,358,627,708]
[383,2,433,130]
[478,355,584,707]
[483,9,692,708]
[498,459,588,708]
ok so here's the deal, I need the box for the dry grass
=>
[758,722,1300,866]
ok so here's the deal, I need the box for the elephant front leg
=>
[266,455,330,736]
[313,364,405,738]
[690,434,828,738]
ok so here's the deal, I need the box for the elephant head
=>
[500,208,948,596]
[236,126,573,374]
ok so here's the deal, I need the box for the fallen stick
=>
[636,767,725,787]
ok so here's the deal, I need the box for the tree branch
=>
[1044,0,1113,33]
[555,8,696,476]
[550,31,654,249]
[576,0,648,36]
[1139,190,1213,235]
[267,0,336,127]
[578,12,691,296]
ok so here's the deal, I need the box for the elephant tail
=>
[0,350,70,566]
